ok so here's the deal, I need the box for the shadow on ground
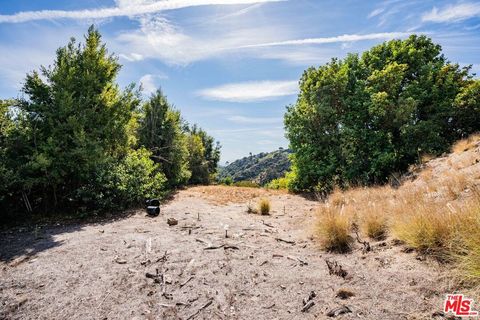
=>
[0,191,179,263]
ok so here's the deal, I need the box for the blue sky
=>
[0,0,479,163]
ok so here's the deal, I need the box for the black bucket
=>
[146,199,160,207]
[146,206,160,216]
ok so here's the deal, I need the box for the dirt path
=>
[0,186,452,319]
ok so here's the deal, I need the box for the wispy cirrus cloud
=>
[115,15,285,65]
[0,0,285,23]
[422,2,480,23]
[368,8,385,19]
[240,32,415,48]
[197,80,298,102]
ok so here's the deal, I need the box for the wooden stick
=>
[186,299,213,320]
[275,238,296,245]
[180,276,194,288]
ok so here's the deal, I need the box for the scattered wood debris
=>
[186,299,213,320]
[326,305,352,317]
[287,255,308,266]
[275,238,296,245]
[204,244,225,250]
[262,220,274,228]
[352,223,371,253]
[325,259,348,279]
[180,276,194,288]
[114,256,127,264]
[145,269,162,284]
[301,291,316,312]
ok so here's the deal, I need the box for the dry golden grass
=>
[258,198,271,215]
[187,185,285,205]
[316,206,353,253]
[451,133,480,153]
[314,133,480,283]
[363,212,388,240]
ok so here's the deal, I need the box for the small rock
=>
[167,218,178,226]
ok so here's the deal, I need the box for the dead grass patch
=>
[314,135,480,283]
[187,186,285,205]
[316,207,353,253]
[258,198,271,215]
[451,133,480,153]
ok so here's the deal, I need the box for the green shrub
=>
[265,177,288,190]
[222,176,233,185]
[233,180,259,188]
[74,148,166,211]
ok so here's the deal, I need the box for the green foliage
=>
[233,180,260,188]
[138,90,191,186]
[74,148,166,211]
[265,177,288,190]
[5,26,140,213]
[185,125,221,185]
[0,26,219,220]
[285,35,478,192]
[221,176,233,185]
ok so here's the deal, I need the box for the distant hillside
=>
[218,149,291,185]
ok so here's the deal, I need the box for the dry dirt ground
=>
[0,186,455,320]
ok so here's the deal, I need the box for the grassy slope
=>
[316,134,480,287]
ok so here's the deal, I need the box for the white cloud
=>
[227,115,283,124]
[119,53,144,62]
[422,2,480,23]
[240,32,414,48]
[115,15,285,65]
[0,0,286,23]
[139,73,168,95]
[197,80,298,102]
[368,8,385,19]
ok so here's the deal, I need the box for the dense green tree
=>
[1,26,156,215]
[137,90,191,186]
[285,35,478,192]
[186,133,209,184]
[0,26,220,220]
[188,124,221,181]
[0,100,15,204]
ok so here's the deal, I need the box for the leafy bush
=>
[73,148,166,211]
[265,177,288,190]
[222,176,233,186]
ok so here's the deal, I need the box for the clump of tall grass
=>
[363,212,388,240]
[451,133,480,153]
[258,198,271,215]
[316,207,353,253]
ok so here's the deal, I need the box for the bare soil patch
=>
[0,186,453,319]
